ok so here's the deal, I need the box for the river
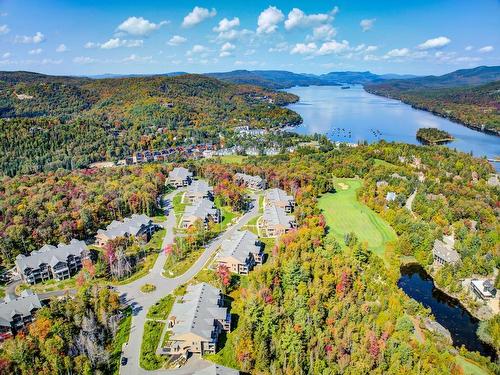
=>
[398,264,496,360]
[286,85,500,169]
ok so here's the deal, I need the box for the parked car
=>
[121,357,128,366]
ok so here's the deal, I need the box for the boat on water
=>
[341,86,351,89]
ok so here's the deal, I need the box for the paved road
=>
[405,188,417,218]
[119,193,258,375]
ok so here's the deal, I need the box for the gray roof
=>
[193,364,239,375]
[235,173,263,185]
[15,239,87,272]
[183,198,218,221]
[0,290,41,327]
[265,188,293,205]
[432,239,461,264]
[218,230,260,263]
[97,214,152,240]
[262,205,294,227]
[169,283,227,341]
[169,167,192,180]
[385,192,397,201]
[187,180,213,196]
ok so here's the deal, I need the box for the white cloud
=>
[365,45,378,53]
[317,40,350,55]
[2,52,11,58]
[478,45,494,53]
[269,42,289,52]
[257,6,284,34]
[101,38,143,49]
[219,42,235,57]
[213,17,240,33]
[290,42,317,55]
[309,24,337,41]
[465,45,473,51]
[384,48,410,58]
[28,48,42,55]
[187,44,209,56]
[360,18,376,32]
[15,31,45,44]
[235,60,259,66]
[284,7,337,30]
[182,7,216,28]
[168,35,187,46]
[117,16,167,36]
[417,36,450,50]
[84,42,98,49]
[41,58,62,65]
[0,24,9,35]
[73,56,97,64]
[245,49,256,56]
[364,54,380,61]
[122,54,153,63]
[56,44,68,52]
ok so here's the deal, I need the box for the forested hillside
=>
[0,72,300,176]
[365,66,500,134]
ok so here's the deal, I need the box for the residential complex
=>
[185,180,214,203]
[95,214,157,247]
[0,290,42,340]
[163,283,230,356]
[180,198,221,229]
[264,188,295,213]
[234,172,266,190]
[258,204,296,238]
[216,230,263,275]
[470,279,497,301]
[168,167,193,187]
[15,239,88,284]
[193,364,239,375]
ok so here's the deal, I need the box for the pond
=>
[286,85,500,170]
[398,264,496,360]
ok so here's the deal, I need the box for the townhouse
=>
[180,198,221,229]
[95,214,157,247]
[258,205,296,238]
[264,188,295,213]
[0,290,42,340]
[234,173,266,190]
[185,180,214,203]
[216,230,263,275]
[168,167,193,188]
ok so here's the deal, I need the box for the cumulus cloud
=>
[186,44,209,56]
[41,58,62,65]
[122,54,153,63]
[213,17,240,32]
[269,42,289,53]
[0,24,9,35]
[73,56,97,64]
[478,45,494,53]
[284,7,337,30]
[219,42,235,57]
[117,16,167,36]
[317,40,350,55]
[309,24,337,41]
[101,38,143,49]
[465,45,473,51]
[291,42,317,55]
[257,6,284,34]
[56,44,68,52]
[182,7,217,28]
[28,48,42,55]
[168,35,187,46]
[384,48,410,58]
[417,36,450,50]
[360,18,376,32]
[15,31,45,44]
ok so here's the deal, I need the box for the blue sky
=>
[0,0,498,75]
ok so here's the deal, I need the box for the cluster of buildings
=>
[0,290,42,341]
[163,283,231,357]
[216,230,263,275]
[95,214,158,247]
[258,188,296,238]
[122,144,216,165]
[234,172,266,190]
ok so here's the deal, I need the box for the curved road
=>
[119,191,258,375]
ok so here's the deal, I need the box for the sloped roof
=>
[169,167,192,180]
[262,205,294,227]
[169,283,227,342]
[218,230,260,263]
[432,239,461,264]
[234,173,263,185]
[193,364,239,375]
[96,214,152,240]
[15,239,87,272]
[265,188,293,204]
[183,198,218,221]
[187,180,213,196]
[0,290,41,327]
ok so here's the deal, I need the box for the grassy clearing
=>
[147,295,175,320]
[17,277,76,294]
[317,178,396,260]
[172,191,187,214]
[140,320,167,370]
[456,356,491,375]
[164,247,204,278]
[373,158,395,168]
[111,307,132,374]
[218,155,247,164]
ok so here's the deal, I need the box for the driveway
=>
[119,193,258,375]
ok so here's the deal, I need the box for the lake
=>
[398,264,496,360]
[286,85,500,167]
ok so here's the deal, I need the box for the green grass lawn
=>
[17,277,76,294]
[163,248,204,278]
[147,295,175,320]
[172,191,187,214]
[455,356,491,375]
[317,178,397,260]
[373,158,395,168]
[218,155,247,164]
[111,307,132,374]
[140,320,167,370]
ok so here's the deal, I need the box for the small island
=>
[416,127,455,145]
